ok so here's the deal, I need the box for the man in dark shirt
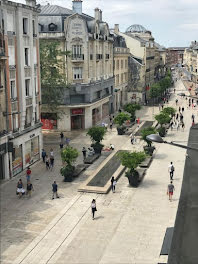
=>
[52,181,59,199]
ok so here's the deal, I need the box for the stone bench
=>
[73,164,87,177]
[139,157,153,168]
[84,154,100,164]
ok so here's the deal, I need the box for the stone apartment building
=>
[111,28,130,110]
[166,47,185,67]
[183,41,198,83]
[39,0,114,131]
[0,0,42,179]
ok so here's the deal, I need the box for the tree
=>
[141,127,157,147]
[60,146,78,181]
[117,151,146,174]
[155,112,171,127]
[162,107,176,116]
[87,126,107,153]
[123,103,141,120]
[114,112,131,126]
[149,82,161,99]
[40,40,70,113]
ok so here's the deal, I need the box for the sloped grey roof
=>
[155,42,166,51]
[40,5,74,15]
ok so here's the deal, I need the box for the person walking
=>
[109,122,113,130]
[50,148,54,158]
[50,155,54,170]
[52,181,59,199]
[178,106,181,112]
[26,181,34,197]
[161,104,164,110]
[182,106,184,112]
[91,199,97,220]
[176,113,179,120]
[192,113,195,123]
[16,179,25,198]
[26,167,31,183]
[111,176,117,193]
[180,113,183,122]
[41,149,46,163]
[175,99,178,105]
[167,181,175,202]
[168,162,175,180]
[45,155,50,170]
[60,142,63,149]
[181,122,185,131]
[60,132,64,140]
[82,147,87,160]
[131,134,135,144]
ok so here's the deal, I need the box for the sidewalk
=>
[0,80,194,264]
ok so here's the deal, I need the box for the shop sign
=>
[71,108,84,115]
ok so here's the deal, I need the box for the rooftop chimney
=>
[25,0,36,7]
[114,24,119,34]
[95,7,100,21]
[99,9,102,21]
[72,0,82,15]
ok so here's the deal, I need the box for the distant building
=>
[183,41,198,83]
[0,0,42,179]
[111,26,130,110]
[39,1,114,131]
[166,47,186,67]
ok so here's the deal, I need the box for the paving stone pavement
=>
[0,80,196,264]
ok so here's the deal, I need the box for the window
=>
[117,60,119,70]
[48,23,57,31]
[25,79,30,96]
[116,74,119,85]
[24,48,29,66]
[72,45,83,59]
[121,60,123,69]
[23,18,28,34]
[125,59,127,69]
[121,73,123,83]
[10,80,16,98]
[12,114,18,131]
[7,12,14,32]
[73,67,82,79]
[90,54,93,60]
[32,20,36,35]
[8,46,15,66]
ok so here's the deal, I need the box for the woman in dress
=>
[91,199,97,220]
[16,179,25,198]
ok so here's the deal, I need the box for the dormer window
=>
[48,23,57,32]
[39,24,44,32]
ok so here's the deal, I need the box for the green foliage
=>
[149,83,161,98]
[160,76,171,91]
[141,126,157,147]
[117,151,146,172]
[114,112,131,126]
[157,126,166,137]
[87,126,106,143]
[162,107,176,116]
[155,112,171,127]
[61,146,78,167]
[123,103,141,117]
[40,40,70,112]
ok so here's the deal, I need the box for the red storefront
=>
[71,108,85,130]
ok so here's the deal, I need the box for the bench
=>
[73,164,87,177]
[84,154,100,164]
[139,157,153,168]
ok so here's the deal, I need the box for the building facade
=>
[166,47,185,67]
[39,1,114,131]
[1,0,42,179]
[112,30,130,110]
[183,41,198,84]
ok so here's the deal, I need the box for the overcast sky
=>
[15,0,198,47]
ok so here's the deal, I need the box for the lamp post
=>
[146,134,198,151]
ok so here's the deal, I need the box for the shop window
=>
[23,18,28,34]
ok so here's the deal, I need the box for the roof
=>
[40,5,73,15]
[154,42,166,51]
[126,24,147,33]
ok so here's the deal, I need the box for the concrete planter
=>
[143,146,155,156]
[117,126,126,135]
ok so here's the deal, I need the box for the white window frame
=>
[73,67,83,80]
[25,79,30,97]
[23,17,28,35]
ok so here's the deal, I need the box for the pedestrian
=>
[91,199,97,220]
[176,113,179,120]
[16,179,25,198]
[168,162,175,180]
[50,155,54,170]
[174,88,176,93]
[26,181,34,197]
[180,113,183,122]
[45,155,50,170]
[192,114,195,123]
[111,176,117,193]
[167,181,175,202]
[170,121,174,130]
[60,142,63,149]
[41,149,46,163]
[50,148,54,158]
[110,122,113,130]
[176,121,180,131]
[110,143,115,150]
[60,132,64,140]
[26,167,31,183]
[166,99,169,104]
[82,147,87,160]
[131,134,135,144]
[179,106,181,112]
[161,104,164,110]
[175,99,178,105]
[181,122,185,131]
[182,107,184,112]
[109,115,112,122]
[52,181,59,199]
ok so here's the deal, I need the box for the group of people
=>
[167,162,175,202]
[42,148,55,170]
[16,167,34,198]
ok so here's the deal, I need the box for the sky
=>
[14,0,198,47]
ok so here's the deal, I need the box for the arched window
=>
[48,23,57,32]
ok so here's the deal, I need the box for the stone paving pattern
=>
[0,79,196,264]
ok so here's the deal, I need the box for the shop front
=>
[71,108,85,130]
[92,107,101,126]
[0,139,12,179]
[41,113,57,130]
[12,144,23,176]
[25,136,40,165]
[102,102,109,119]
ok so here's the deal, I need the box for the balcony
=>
[26,96,32,106]
[71,54,84,62]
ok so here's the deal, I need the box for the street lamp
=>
[146,134,198,151]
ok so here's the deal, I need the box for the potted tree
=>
[141,127,156,156]
[155,112,171,137]
[161,107,176,118]
[117,151,146,187]
[114,112,131,135]
[87,126,107,154]
[60,146,78,182]
[123,103,141,123]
